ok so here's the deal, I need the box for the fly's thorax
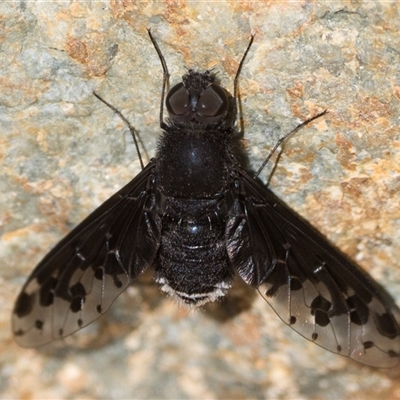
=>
[155,127,234,198]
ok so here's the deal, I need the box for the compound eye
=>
[166,83,189,116]
[197,84,229,117]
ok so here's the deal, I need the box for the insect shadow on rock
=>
[12,30,400,368]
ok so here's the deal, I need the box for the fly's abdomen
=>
[154,200,233,306]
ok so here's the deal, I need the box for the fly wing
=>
[226,169,400,367]
[12,162,161,347]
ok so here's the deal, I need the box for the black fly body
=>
[12,30,400,368]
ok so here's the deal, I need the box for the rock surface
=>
[1,2,400,399]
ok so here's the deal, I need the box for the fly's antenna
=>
[148,28,170,128]
[232,34,255,125]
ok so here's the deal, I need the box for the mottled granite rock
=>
[1,2,400,399]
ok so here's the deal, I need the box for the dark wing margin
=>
[226,169,400,367]
[12,161,161,347]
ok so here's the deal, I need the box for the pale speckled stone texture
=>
[1,1,400,399]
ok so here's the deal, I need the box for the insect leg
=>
[93,91,145,170]
[254,110,328,180]
[147,28,170,129]
[233,34,255,134]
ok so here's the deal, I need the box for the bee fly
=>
[12,30,400,367]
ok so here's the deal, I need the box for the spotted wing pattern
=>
[12,162,161,347]
[226,169,400,367]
